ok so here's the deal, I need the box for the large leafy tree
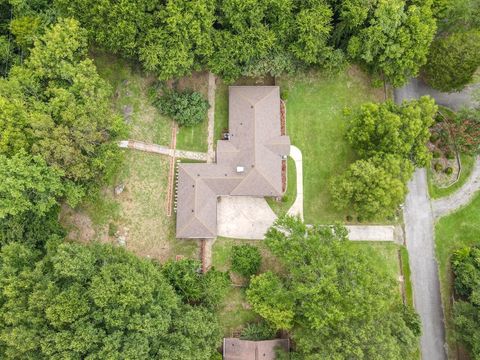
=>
[347,97,437,167]
[346,0,437,86]
[451,246,480,358]
[330,155,412,219]
[0,151,64,219]
[0,241,223,359]
[0,18,124,204]
[423,30,480,92]
[247,216,421,359]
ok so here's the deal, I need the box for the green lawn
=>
[276,67,385,224]
[214,80,229,145]
[176,121,209,152]
[266,158,297,216]
[428,154,475,199]
[400,246,414,307]
[435,193,480,356]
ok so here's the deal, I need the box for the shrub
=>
[445,151,455,160]
[346,215,353,222]
[231,245,262,278]
[434,162,443,172]
[423,30,480,92]
[357,215,363,223]
[445,167,453,175]
[432,150,441,158]
[282,195,289,203]
[430,133,440,142]
[155,89,209,127]
[240,322,277,341]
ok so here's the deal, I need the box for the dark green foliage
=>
[247,216,421,358]
[240,321,277,341]
[162,259,230,308]
[451,246,480,358]
[0,19,125,206]
[155,89,209,127]
[423,31,480,92]
[347,97,438,167]
[434,162,443,172]
[231,244,262,278]
[0,206,64,249]
[445,167,453,175]
[0,241,222,359]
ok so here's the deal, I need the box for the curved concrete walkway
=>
[432,156,480,218]
[287,145,304,220]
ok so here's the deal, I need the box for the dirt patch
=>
[60,204,104,243]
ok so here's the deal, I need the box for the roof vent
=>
[236,166,245,173]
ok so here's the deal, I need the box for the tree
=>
[346,0,437,86]
[0,241,223,359]
[451,246,480,358]
[162,258,230,308]
[1,18,124,204]
[423,30,480,92]
[0,151,63,219]
[330,156,410,220]
[347,97,437,167]
[231,244,262,278]
[248,216,421,359]
[154,89,209,127]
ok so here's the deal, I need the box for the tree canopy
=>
[247,216,421,359]
[0,18,124,205]
[0,241,223,359]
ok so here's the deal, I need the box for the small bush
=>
[154,89,209,127]
[430,133,440,142]
[282,195,289,203]
[356,215,363,223]
[240,322,277,341]
[346,215,353,222]
[231,245,262,278]
[445,167,453,175]
[432,150,441,158]
[445,151,455,160]
[434,162,443,172]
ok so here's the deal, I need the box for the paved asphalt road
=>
[404,170,447,360]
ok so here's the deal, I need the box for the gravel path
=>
[118,140,208,161]
[432,156,480,218]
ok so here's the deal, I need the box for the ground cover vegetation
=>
[54,0,437,86]
[246,216,421,359]
[451,245,480,358]
[423,0,480,91]
[331,97,437,220]
[435,193,480,357]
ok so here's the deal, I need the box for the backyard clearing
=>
[276,67,385,224]
[435,193,480,356]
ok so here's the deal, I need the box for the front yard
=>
[276,67,385,224]
[435,193,480,355]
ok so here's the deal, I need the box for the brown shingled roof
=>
[176,86,290,239]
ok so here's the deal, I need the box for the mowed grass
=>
[435,193,480,354]
[428,154,475,199]
[277,67,385,224]
[214,80,229,145]
[266,158,297,216]
[176,121,209,152]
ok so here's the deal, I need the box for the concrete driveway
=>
[217,196,277,239]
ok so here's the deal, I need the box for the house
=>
[176,86,290,238]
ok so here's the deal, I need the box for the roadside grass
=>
[435,193,480,356]
[427,154,475,199]
[266,158,297,216]
[400,246,414,307]
[276,66,385,224]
